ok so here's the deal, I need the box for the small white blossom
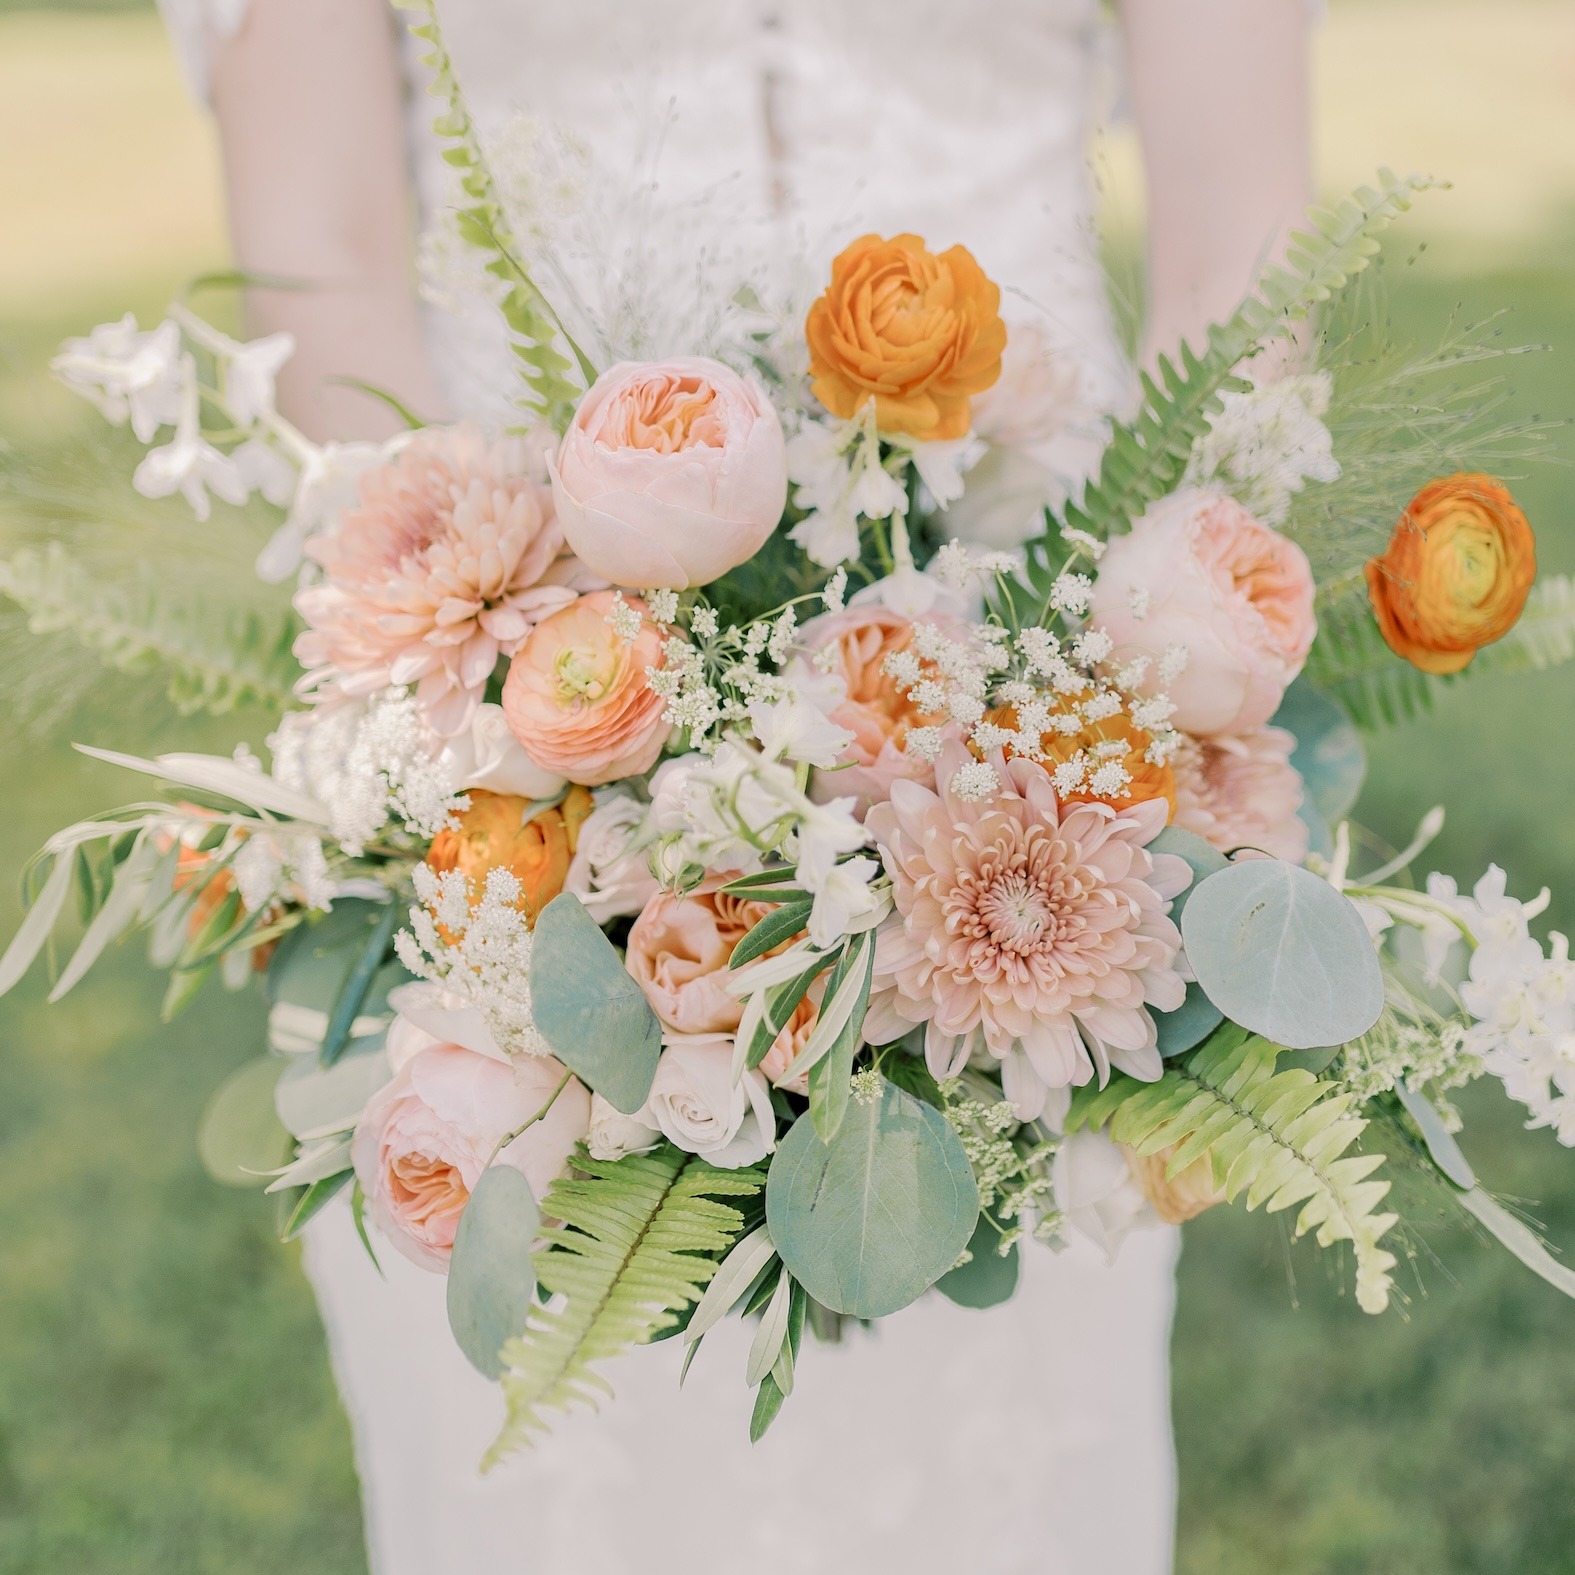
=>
[950,759,1000,802]
[1052,756,1087,796]
[821,566,848,613]
[1050,573,1095,617]
[1071,629,1113,666]
[904,726,944,762]
[52,315,185,441]
[132,356,248,523]
[644,588,680,625]
[1158,643,1190,685]
[605,592,644,642]
[221,330,294,428]
[1087,760,1133,797]
[689,604,720,640]
[1127,586,1151,620]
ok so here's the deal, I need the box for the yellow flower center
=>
[553,641,621,706]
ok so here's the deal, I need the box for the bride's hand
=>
[1120,0,1315,379]
[210,0,449,441]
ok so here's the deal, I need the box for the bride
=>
[157,1,1312,1570]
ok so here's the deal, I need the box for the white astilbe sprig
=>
[395,864,552,1058]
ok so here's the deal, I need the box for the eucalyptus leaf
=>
[1147,825,1227,915]
[1181,859,1384,1049]
[529,893,661,1113]
[274,1043,391,1139]
[1146,827,1228,1056]
[935,1211,1020,1310]
[1272,677,1367,827]
[267,899,407,1016]
[766,1078,979,1318]
[1396,1081,1477,1189]
[447,1166,541,1379]
[197,1056,292,1187]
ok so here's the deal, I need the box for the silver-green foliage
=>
[1009,170,1436,619]
[1071,1029,1399,1313]
[399,0,592,427]
[489,1146,763,1464]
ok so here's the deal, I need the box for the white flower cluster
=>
[786,411,910,568]
[1186,371,1340,525]
[650,738,887,948]
[270,692,465,857]
[1433,867,1575,1143]
[230,827,336,915]
[394,864,552,1058]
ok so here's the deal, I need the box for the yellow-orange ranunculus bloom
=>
[1124,1143,1226,1226]
[986,703,1177,818]
[1365,473,1536,675]
[426,786,594,927]
[805,233,1007,441]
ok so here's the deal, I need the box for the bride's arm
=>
[209,0,447,440]
[1118,0,1314,368]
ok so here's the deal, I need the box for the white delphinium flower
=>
[395,864,552,1059]
[132,355,248,522]
[230,439,297,507]
[1186,371,1340,525]
[51,315,185,441]
[256,438,396,583]
[902,433,985,507]
[786,414,907,567]
[747,694,853,769]
[220,330,294,428]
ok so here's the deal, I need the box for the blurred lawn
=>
[3,5,1575,1574]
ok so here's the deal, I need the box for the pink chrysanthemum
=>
[294,424,583,737]
[1172,726,1309,863]
[864,744,1190,1119]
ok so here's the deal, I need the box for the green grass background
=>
[4,7,1575,1575]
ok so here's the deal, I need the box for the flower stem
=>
[488,1066,574,1166]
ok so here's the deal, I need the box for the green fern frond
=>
[398,0,592,427]
[1071,1031,1399,1312]
[0,544,300,715]
[1008,171,1437,623]
[488,1146,763,1464]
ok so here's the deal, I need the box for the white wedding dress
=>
[159,3,1181,1571]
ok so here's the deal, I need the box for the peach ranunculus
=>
[351,1041,590,1271]
[1123,1143,1226,1225]
[550,358,787,591]
[864,742,1191,1121]
[425,785,594,927]
[625,875,794,1035]
[1171,726,1308,863]
[796,603,950,812]
[1090,489,1317,738]
[500,591,675,786]
[1365,473,1537,675]
[806,233,1007,442]
[294,423,581,739]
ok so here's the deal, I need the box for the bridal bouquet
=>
[5,11,1575,1458]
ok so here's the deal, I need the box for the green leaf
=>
[749,1370,788,1443]
[766,1077,979,1318]
[320,900,398,1068]
[729,902,813,970]
[1182,859,1384,1049]
[280,1168,354,1241]
[267,899,403,1015]
[529,893,662,1114]
[197,1056,292,1188]
[350,1179,382,1274]
[1395,1081,1476,1190]
[935,1210,1020,1310]
[1146,827,1227,1056]
[685,1224,777,1344]
[1458,1187,1575,1302]
[488,1146,762,1461]
[274,1043,391,1139]
[448,1166,542,1379]
[0,847,76,997]
[1272,677,1367,829]
[805,937,875,1142]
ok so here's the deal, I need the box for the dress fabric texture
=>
[156,2,1181,1570]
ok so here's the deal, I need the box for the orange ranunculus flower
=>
[426,786,594,927]
[805,233,1007,442]
[1365,473,1537,675]
[987,703,1177,817]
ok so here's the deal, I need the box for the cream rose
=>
[351,1042,590,1271]
[1090,489,1316,738]
[439,702,566,800]
[640,1035,776,1169]
[586,1092,662,1161]
[563,789,659,922]
[551,358,788,590]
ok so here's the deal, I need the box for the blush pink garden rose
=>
[500,590,675,786]
[351,1042,590,1271]
[551,357,788,590]
[1172,725,1309,863]
[295,423,586,738]
[863,743,1191,1120]
[1090,488,1317,738]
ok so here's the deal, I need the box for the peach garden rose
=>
[1090,488,1316,738]
[550,357,787,590]
[500,590,675,786]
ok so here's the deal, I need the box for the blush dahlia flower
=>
[863,745,1191,1119]
[1171,726,1309,863]
[295,424,583,738]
